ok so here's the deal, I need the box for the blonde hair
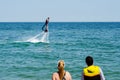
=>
[57,60,65,67]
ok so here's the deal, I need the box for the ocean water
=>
[0,22,120,80]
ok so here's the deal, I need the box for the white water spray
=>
[27,31,49,43]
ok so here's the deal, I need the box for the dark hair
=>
[86,56,93,66]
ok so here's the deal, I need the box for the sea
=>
[0,22,120,80]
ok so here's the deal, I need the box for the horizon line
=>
[0,21,120,23]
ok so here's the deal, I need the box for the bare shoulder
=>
[52,72,58,76]
[65,71,72,80]
[52,72,59,80]
[66,71,71,75]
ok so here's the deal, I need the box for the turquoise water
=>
[0,22,120,80]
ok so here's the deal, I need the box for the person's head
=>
[57,60,65,71]
[47,17,50,20]
[86,56,93,66]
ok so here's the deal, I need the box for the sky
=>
[0,0,120,22]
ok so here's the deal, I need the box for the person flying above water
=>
[42,17,50,32]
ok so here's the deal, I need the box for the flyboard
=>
[27,25,49,43]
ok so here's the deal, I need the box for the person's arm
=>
[52,73,56,80]
[81,72,84,80]
[99,68,105,80]
[68,71,72,80]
